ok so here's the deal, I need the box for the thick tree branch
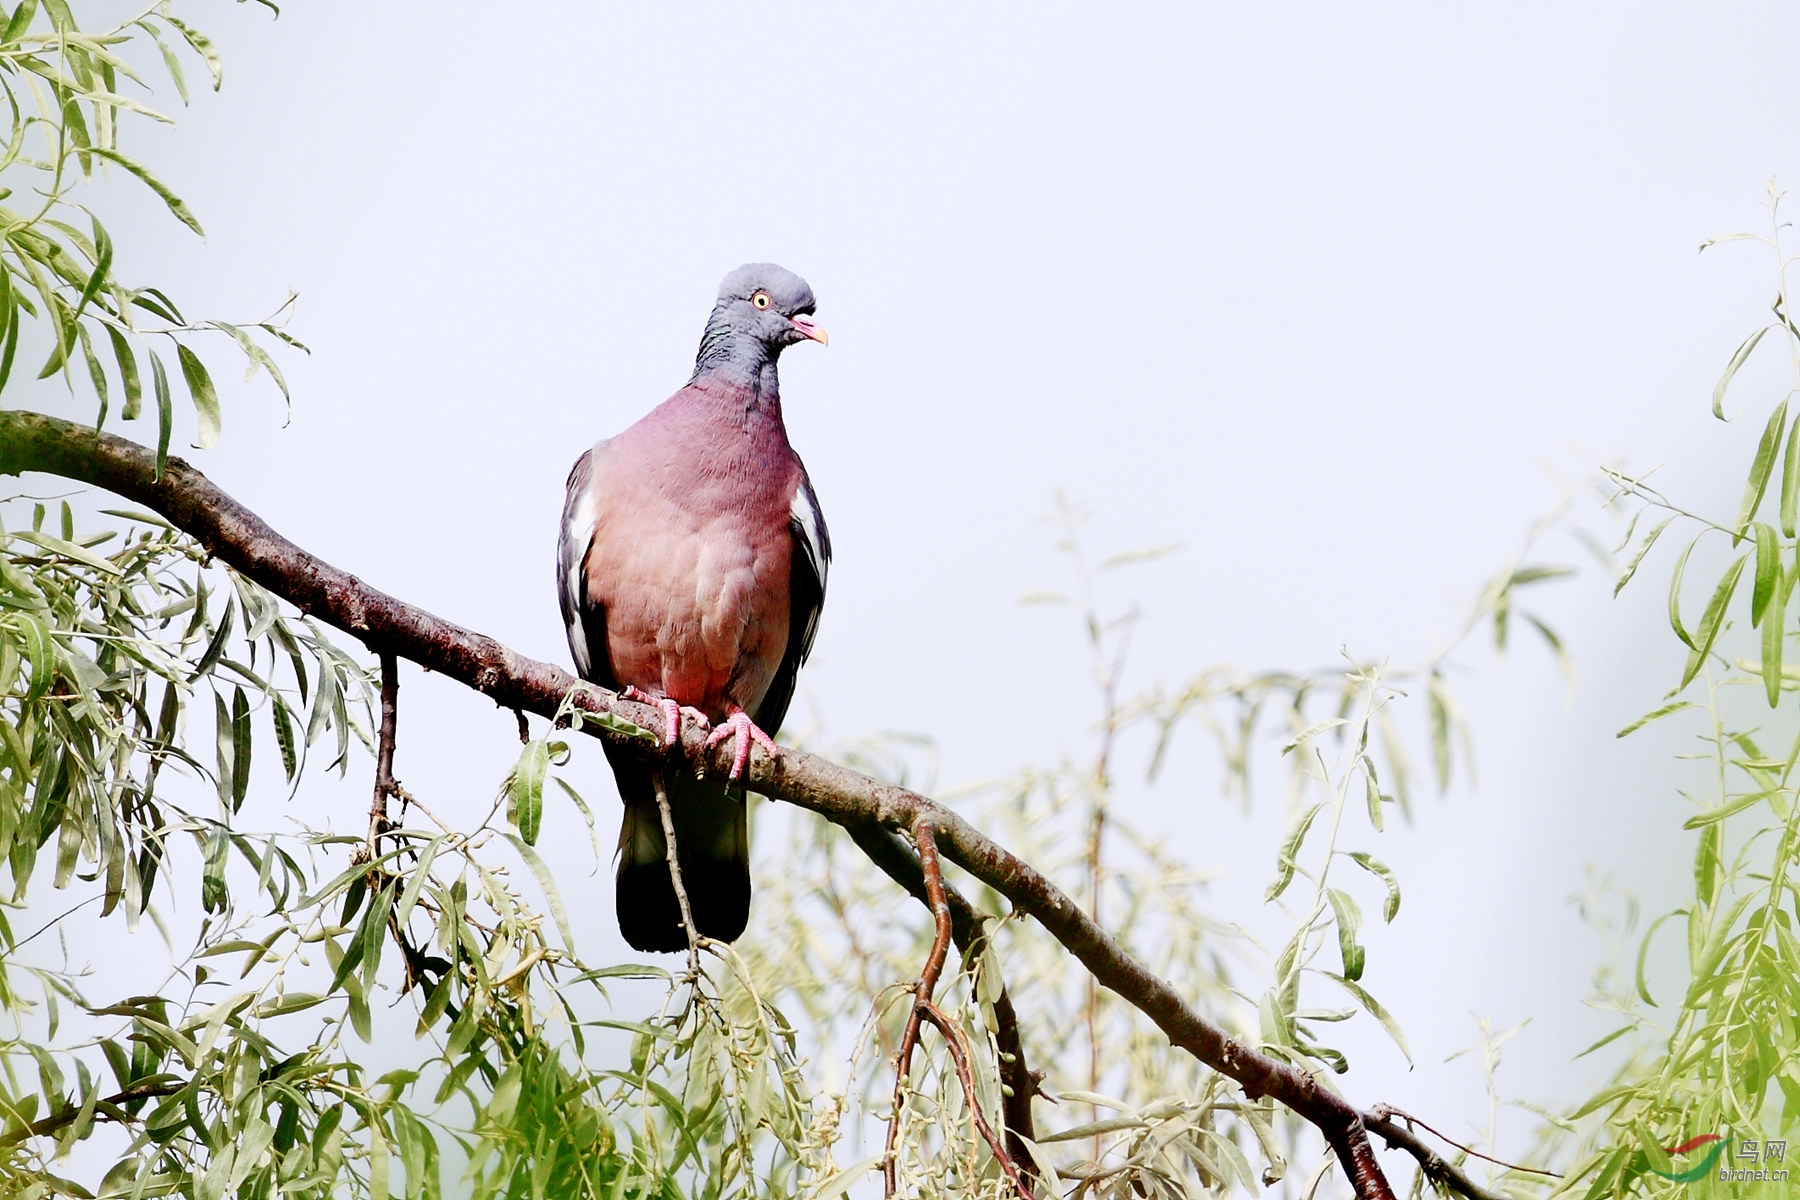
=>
[2,411,1513,1200]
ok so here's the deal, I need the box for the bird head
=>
[709,263,828,351]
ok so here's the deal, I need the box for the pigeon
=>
[557,263,830,952]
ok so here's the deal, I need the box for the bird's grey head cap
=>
[709,262,827,346]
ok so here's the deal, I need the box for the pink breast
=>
[589,484,794,721]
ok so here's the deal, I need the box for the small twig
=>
[361,655,440,992]
[920,1000,1035,1200]
[1362,1111,1510,1200]
[514,708,529,744]
[844,822,1040,1175]
[1370,1105,1561,1179]
[365,651,399,860]
[10,895,103,953]
[886,819,1033,1199]
[885,818,955,1198]
[392,779,414,821]
[651,770,702,978]
[1059,508,1143,1169]
[913,820,955,1000]
[0,1078,185,1148]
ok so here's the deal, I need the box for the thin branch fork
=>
[1369,1106,1560,1183]
[2,411,1520,1200]
[918,1000,1033,1200]
[844,822,1040,1172]
[883,817,949,1198]
[884,820,1032,1199]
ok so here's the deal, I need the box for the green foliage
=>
[1550,187,1800,1199]
[744,503,1577,1198]
[11,6,1797,1200]
[0,498,855,1197]
[0,0,295,471]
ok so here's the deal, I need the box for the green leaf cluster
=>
[1559,187,1800,1200]
[0,0,298,475]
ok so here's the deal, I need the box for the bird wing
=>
[557,444,618,688]
[753,468,830,734]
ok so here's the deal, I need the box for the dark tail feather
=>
[608,750,749,953]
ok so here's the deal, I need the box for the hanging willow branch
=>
[0,410,1511,1200]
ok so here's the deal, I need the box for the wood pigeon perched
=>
[557,264,831,952]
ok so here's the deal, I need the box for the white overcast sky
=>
[19,0,1800,1182]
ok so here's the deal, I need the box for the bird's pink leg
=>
[620,686,708,750]
[704,704,779,780]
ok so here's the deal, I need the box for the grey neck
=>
[691,328,781,400]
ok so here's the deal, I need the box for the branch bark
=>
[2,411,1512,1200]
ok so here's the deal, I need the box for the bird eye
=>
[751,291,772,310]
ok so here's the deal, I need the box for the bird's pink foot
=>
[620,687,706,749]
[703,705,779,780]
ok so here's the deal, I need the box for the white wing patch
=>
[789,478,830,661]
[557,449,600,678]
[790,481,829,594]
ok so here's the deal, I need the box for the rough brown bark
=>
[1,410,1516,1200]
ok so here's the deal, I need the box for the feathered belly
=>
[597,509,792,721]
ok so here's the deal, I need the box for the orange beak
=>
[791,314,829,346]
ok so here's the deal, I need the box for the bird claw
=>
[621,687,706,750]
[703,706,778,780]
